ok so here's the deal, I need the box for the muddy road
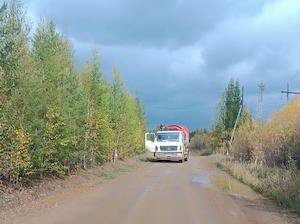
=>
[10,155,292,224]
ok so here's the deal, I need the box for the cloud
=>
[28,0,275,48]
[26,0,300,129]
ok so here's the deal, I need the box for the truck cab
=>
[145,128,189,162]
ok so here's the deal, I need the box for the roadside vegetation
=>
[0,0,146,187]
[216,157,300,214]
[190,130,214,156]
[98,162,139,181]
[226,98,300,213]
[191,79,300,214]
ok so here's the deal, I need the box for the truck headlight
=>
[179,146,182,151]
[155,146,158,151]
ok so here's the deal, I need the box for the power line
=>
[281,90,300,95]
[281,88,300,103]
[281,71,300,103]
[281,85,300,103]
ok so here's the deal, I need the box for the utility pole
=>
[241,85,244,113]
[228,86,244,155]
[286,83,289,102]
[257,82,265,122]
[281,82,300,102]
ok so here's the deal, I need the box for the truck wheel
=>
[184,152,189,161]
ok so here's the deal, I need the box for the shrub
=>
[217,157,300,214]
[232,98,300,167]
[199,148,213,156]
[190,130,215,151]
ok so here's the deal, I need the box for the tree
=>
[118,94,146,157]
[29,20,86,176]
[0,1,147,185]
[108,67,128,161]
[132,94,147,153]
[224,80,241,130]
[213,79,243,144]
[0,0,29,94]
[0,0,32,185]
[81,51,114,166]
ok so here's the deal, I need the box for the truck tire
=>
[184,151,189,161]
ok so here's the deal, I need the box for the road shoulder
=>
[0,156,148,224]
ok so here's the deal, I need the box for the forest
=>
[0,1,146,186]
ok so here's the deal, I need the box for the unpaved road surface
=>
[9,155,294,224]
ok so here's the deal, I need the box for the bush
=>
[217,157,300,214]
[232,98,300,167]
[199,148,213,156]
[190,130,216,150]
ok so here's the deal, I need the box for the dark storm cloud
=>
[29,0,274,48]
[27,0,300,129]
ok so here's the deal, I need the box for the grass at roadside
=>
[97,163,139,181]
[192,148,214,156]
[199,148,214,156]
[214,155,300,215]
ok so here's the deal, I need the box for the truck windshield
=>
[156,133,180,142]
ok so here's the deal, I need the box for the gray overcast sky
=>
[24,0,300,130]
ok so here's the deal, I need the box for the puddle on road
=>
[191,174,211,187]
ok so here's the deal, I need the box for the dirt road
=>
[11,155,291,224]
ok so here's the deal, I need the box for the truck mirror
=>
[146,133,155,142]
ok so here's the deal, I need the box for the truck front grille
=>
[160,146,177,151]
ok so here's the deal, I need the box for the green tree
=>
[81,51,114,167]
[224,80,241,130]
[214,79,242,144]
[0,0,29,94]
[118,95,145,157]
[29,20,86,176]
[133,94,147,153]
[0,1,147,185]
[0,0,31,185]
[108,67,128,161]
[107,68,147,160]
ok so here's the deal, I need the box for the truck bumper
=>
[154,152,184,161]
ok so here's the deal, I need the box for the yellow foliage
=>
[13,128,31,169]
[190,131,215,150]
[0,124,31,185]
[233,97,300,167]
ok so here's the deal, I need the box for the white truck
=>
[145,125,190,162]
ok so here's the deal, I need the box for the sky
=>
[22,0,300,130]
